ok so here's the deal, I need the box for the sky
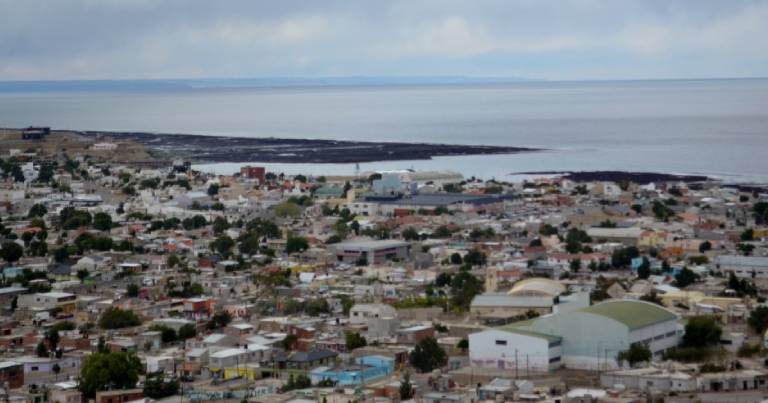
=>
[1,0,767,81]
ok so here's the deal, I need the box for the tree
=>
[211,235,235,257]
[464,249,487,266]
[36,341,49,357]
[699,241,712,253]
[93,212,113,231]
[399,371,415,400]
[178,324,197,340]
[569,259,581,273]
[206,311,232,330]
[143,371,179,399]
[78,352,142,398]
[46,329,60,352]
[212,216,229,235]
[617,343,651,368]
[76,269,89,283]
[450,270,483,310]
[99,307,142,329]
[741,228,755,241]
[286,236,309,254]
[27,203,48,218]
[637,257,651,279]
[402,227,420,241]
[450,253,463,265]
[674,267,697,288]
[0,241,23,264]
[207,183,219,196]
[238,234,260,255]
[652,200,675,221]
[748,306,768,334]
[59,207,92,229]
[126,283,139,298]
[274,201,301,218]
[409,336,447,373]
[682,316,722,348]
[345,332,367,351]
[52,363,61,380]
[456,338,469,350]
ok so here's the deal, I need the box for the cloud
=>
[0,0,767,80]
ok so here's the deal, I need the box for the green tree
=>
[92,212,113,231]
[402,227,420,241]
[0,241,23,264]
[699,241,712,253]
[637,257,651,279]
[178,324,197,340]
[27,203,48,218]
[143,371,179,399]
[76,269,89,283]
[399,371,415,400]
[450,270,484,310]
[207,183,219,196]
[286,236,309,254]
[456,338,469,350]
[682,316,722,347]
[674,267,698,288]
[569,259,581,273]
[617,343,651,368]
[450,253,463,265]
[212,216,229,235]
[211,235,235,257]
[748,306,768,334]
[463,249,487,266]
[345,332,367,351]
[126,283,139,298]
[274,201,301,218]
[36,341,49,357]
[238,234,260,255]
[409,336,447,373]
[99,307,142,329]
[78,352,142,399]
[741,228,755,241]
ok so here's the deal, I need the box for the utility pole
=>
[515,349,518,379]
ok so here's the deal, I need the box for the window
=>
[495,340,507,346]
[549,356,561,363]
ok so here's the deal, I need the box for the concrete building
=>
[349,303,398,326]
[715,255,768,279]
[331,239,410,265]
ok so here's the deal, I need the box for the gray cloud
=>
[0,0,766,80]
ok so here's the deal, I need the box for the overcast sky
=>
[1,0,767,81]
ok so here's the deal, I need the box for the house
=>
[331,239,410,265]
[349,304,398,326]
[18,291,77,314]
[0,361,23,389]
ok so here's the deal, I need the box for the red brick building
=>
[240,166,266,184]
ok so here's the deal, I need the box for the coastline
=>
[75,129,540,164]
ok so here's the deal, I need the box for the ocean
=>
[1,78,767,182]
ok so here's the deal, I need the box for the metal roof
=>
[496,326,562,345]
[580,300,677,330]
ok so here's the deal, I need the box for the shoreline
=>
[74,129,541,164]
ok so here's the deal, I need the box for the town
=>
[2,132,768,403]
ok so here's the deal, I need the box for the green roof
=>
[497,325,562,345]
[314,186,345,196]
[580,300,676,330]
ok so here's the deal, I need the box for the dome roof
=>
[508,278,566,297]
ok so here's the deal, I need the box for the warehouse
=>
[469,300,679,371]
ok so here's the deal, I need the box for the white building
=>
[470,300,680,371]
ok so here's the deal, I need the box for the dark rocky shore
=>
[78,130,539,164]
[513,170,711,184]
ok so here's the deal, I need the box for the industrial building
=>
[470,300,680,371]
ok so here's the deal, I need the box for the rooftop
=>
[581,300,677,330]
